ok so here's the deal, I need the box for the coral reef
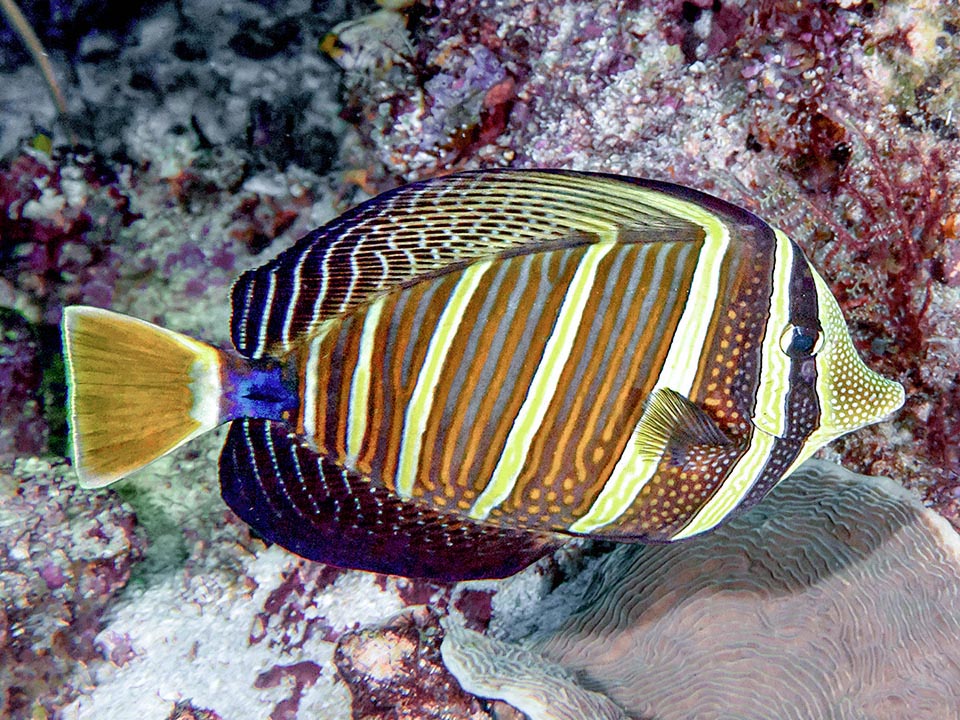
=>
[0,144,334,467]
[334,606,494,720]
[58,540,408,719]
[0,0,958,716]
[0,0,159,72]
[166,701,223,720]
[0,149,138,321]
[448,461,960,720]
[0,459,143,718]
[0,308,47,458]
[441,617,627,720]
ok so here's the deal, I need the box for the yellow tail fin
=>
[62,306,223,488]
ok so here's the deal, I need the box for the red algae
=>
[0,150,137,319]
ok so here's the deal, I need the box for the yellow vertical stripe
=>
[396,259,494,498]
[469,242,615,521]
[671,433,775,539]
[569,197,730,534]
[669,230,794,539]
[748,229,794,439]
[346,295,387,465]
[301,322,332,442]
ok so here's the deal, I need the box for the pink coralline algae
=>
[253,661,323,720]
[0,150,138,320]
[246,555,471,654]
[166,700,225,720]
[248,561,350,650]
[0,310,47,459]
[331,6,521,182]
[0,141,317,328]
[339,0,960,527]
[0,459,143,719]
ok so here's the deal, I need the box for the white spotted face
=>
[809,266,905,442]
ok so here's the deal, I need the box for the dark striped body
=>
[227,170,899,544]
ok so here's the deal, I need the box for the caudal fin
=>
[62,306,223,488]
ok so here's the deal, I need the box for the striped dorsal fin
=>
[230,169,767,359]
[219,418,561,580]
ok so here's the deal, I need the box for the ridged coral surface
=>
[513,461,960,719]
[441,618,628,720]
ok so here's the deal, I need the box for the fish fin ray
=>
[635,388,733,463]
[62,306,222,488]
[219,419,562,580]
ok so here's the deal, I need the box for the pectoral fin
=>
[635,388,733,463]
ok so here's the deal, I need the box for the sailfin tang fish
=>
[62,170,905,580]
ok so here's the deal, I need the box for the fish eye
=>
[779,324,823,358]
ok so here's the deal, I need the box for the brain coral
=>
[445,461,960,720]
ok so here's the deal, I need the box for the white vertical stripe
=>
[253,272,277,359]
[395,259,494,498]
[262,422,298,513]
[749,230,794,439]
[669,230,794,539]
[569,198,731,534]
[301,331,325,441]
[242,421,279,516]
[343,243,361,310]
[285,438,322,515]
[281,246,311,348]
[240,280,256,351]
[310,242,332,337]
[346,295,387,464]
[469,242,615,520]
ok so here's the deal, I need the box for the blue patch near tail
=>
[220,355,297,422]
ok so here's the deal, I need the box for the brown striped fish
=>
[61,170,905,580]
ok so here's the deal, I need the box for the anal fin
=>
[219,419,562,581]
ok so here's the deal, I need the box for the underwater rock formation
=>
[445,461,960,720]
[0,459,143,718]
[440,618,627,720]
[334,606,496,720]
[0,309,47,459]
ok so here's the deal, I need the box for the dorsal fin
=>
[230,169,769,359]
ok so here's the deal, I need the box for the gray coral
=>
[441,617,628,720]
[449,461,960,720]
